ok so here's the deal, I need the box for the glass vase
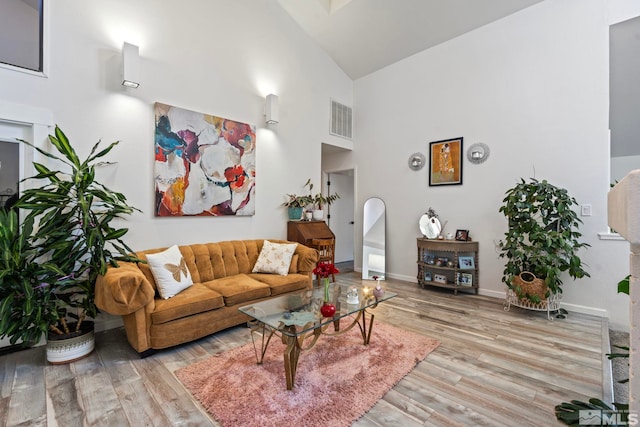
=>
[320,277,336,317]
[322,277,330,302]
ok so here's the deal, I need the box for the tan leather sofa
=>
[95,240,319,356]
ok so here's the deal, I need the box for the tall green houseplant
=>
[0,126,141,346]
[498,178,590,302]
[0,209,59,345]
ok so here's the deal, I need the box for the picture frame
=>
[457,272,473,287]
[425,272,432,282]
[455,229,469,241]
[429,137,463,186]
[433,273,447,284]
[153,102,256,217]
[458,256,475,270]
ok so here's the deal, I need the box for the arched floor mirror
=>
[362,197,385,280]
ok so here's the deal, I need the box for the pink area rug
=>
[175,321,439,426]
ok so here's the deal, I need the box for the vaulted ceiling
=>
[277,0,544,79]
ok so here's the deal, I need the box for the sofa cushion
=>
[151,283,225,325]
[204,274,271,306]
[252,240,297,276]
[146,245,194,299]
[249,273,310,296]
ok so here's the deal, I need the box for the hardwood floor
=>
[0,272,608,426]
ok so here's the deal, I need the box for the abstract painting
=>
[154,102,256,216]
[429,137,463,186]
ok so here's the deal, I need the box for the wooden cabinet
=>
[417,238,479,294]
[287,220,335,248]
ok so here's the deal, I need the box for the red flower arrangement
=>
[313,262,340,317]
[312,262,340,278]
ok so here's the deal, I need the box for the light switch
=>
[581,204,592,216]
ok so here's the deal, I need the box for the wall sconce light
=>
[407,152,426,170]
[265,94,279,124]
[466,142,490,164]
[122,42,140,88]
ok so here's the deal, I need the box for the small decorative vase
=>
[373,283,384,299]
[320,277,336,317]
[312,209,324,220]
[320,302,336,317]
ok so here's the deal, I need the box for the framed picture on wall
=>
[429,137,463,186]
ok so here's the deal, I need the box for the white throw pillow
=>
[146,245,194,299]
[252,240,298,276]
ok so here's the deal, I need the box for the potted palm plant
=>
[498,178,590,308]
[0,126,141,363]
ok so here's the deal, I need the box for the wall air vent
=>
[330,99,353,139]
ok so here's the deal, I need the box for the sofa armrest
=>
[95,262,156,315]
[295,244,320,274]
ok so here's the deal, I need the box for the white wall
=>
[612,156,640,182]
[0,0,352,251]
[353,0,637,330]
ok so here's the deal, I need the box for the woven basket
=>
[512,271,548,301]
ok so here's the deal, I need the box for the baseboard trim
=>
[371,272,610,319]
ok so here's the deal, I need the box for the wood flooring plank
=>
[113,374,174,427]
[157,392,216,426]
[394,375,510,427]
[477,352,602,397]
[354,395,424,427]
[71,352,130,426]
[409,365,553,426]
[0,396,10,427]
[131,357,214,425]
[0,351,16,399]
[45,364,85,427]
[6,346,46,426]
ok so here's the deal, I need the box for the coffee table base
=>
[249,308,377,390]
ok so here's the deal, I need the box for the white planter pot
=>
[46,322,95,364]
[312,209,324,220]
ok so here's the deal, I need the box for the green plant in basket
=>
[498,178,590,303]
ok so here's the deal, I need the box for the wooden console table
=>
[417,238,479,294]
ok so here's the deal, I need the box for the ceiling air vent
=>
[330,99,352,139]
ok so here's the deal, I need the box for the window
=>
[0,0,44,73]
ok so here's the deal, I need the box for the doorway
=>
[0,140,19,208]
[324,169,354,264]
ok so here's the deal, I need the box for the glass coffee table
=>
[238,283,396,390]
